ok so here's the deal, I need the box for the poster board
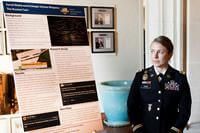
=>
[3,1,103,132]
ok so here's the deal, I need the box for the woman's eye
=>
[157,50,165,54]
[160,51,165,54]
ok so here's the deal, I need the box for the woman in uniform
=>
[127,36,192,133]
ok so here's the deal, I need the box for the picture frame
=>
[5,31,10,55]
[0,3,2,28]
[0,31,4,55]
[91,31,115,53]
[90,7,114,29]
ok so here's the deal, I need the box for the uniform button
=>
[157,107,160,111]
[156,116,159,120]
[158,99,161,102]
[158,91,162,94]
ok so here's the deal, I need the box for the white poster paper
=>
[3,1,102,133]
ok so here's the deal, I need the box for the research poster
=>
[3,1,103,133]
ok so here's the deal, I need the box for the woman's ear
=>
[168,52,173,60]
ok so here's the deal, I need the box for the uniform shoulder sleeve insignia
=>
[180,71,186,75]
[144,70,148,74]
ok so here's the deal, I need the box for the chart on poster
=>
[3,1,103,133]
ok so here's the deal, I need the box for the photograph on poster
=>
[91,7,114,29]
[11,49,51,71]
[0,74,18,115]
[47,16,89,46]
[91,31,115,53]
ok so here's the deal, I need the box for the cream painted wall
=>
[0,0,143,111]
[0,55,13,73]
[91,0,142,82]
[187,0,200,123]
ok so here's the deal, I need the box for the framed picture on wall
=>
[91,31,115,53]
[90,7,114,29]
[0,3,2,28]
[0,31,4,55]
[5,31,10,55]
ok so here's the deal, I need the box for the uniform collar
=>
[147,65,172,79]
[153,65,168,76]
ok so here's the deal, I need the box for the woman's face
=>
[150,42,172,68]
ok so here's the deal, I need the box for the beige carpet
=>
[184,123,200,133]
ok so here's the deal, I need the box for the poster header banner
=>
[3,1,85,16]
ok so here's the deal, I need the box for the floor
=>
[97,123,200,133]
[184,123,200,133]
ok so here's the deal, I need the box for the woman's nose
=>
[154,52,158,58]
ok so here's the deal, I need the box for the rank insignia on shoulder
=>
[180,71,186,75]
[143,73,148,80]
[137,69,143,72]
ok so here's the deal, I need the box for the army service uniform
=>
[127,65,192,133]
